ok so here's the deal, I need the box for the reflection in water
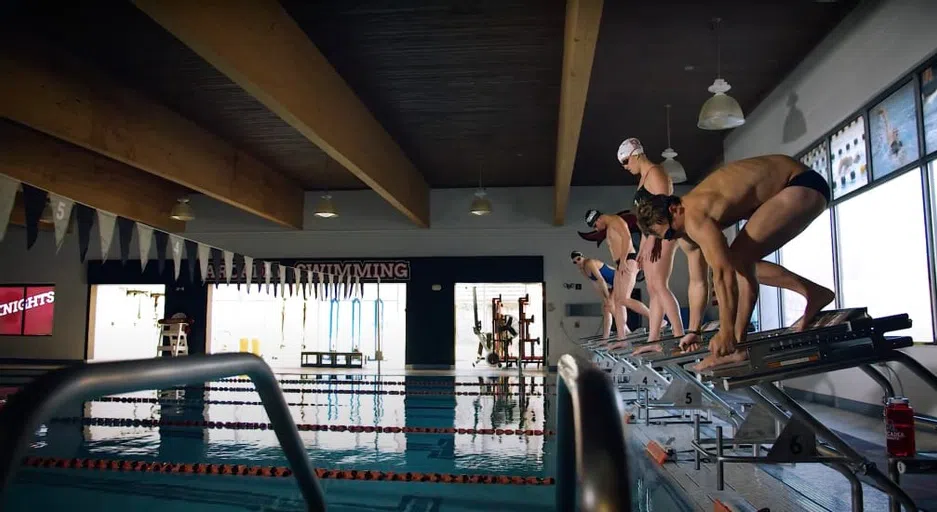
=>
[52,375,553,476]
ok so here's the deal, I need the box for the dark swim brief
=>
[787,169,831,204]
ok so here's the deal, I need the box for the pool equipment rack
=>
[517,294,544,368]
[0,353,326,511]
[577,307,937,512]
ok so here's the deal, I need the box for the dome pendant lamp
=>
[698,17,745,131]
[661,104,688,184]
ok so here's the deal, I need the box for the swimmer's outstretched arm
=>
[679,239,710,333]
[688,217,739,353]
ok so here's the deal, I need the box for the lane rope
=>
[20,456,555,485]
[50,416,554,436]
[219,378,555,387]
[168,385,543,396]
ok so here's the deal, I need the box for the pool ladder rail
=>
[555,353,632,511]
[0,353,326,512]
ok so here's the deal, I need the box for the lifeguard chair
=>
[157,313,191,357]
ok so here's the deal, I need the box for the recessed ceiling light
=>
[684,65,695,71]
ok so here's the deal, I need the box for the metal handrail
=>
[555,353,631,510]
[0,353,326,511]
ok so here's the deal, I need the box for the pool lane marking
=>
[48,416,555,436]
[20,456,556,485]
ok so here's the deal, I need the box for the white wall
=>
[723,0,937,415]
[182,185,695,366]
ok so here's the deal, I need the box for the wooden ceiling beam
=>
[133,0,431,228]
[0,42,305,229]
[553,0,604,226]
[0,121,186,233]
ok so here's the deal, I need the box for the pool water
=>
[3,375,557,511]
[1,372,690,511]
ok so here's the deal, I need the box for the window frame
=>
[783,51,937,343]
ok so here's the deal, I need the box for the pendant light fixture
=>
[170,197,195,221]
[313,192,338,218]
[661,104,687,184]
[469,164,491,216]
[39,197,54,224]
[698,17,745,131]
[313,160,339,218]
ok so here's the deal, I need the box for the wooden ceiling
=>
[0,0,858,228]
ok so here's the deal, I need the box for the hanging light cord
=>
[714,17,722,79]
[665,104,673,147]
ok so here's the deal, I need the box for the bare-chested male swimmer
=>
[635,154,835,370]
[579,210,651,346]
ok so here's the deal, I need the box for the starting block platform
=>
[578,307,937,511]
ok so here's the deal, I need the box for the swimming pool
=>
[0,371,690,511]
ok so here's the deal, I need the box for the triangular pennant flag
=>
[185,240,198,282]
[96,211,117,261]
[210,247,222,287]
[115,217,134,263]
[243,256,254,293]
[223,251,234,283]
[197,243,211,283]
[355,276,362,298]
[294,267,302,299]
[76,204,95,262]
[346,274,354,299]
[137,223,153,272]
[21,184,47,250]
[270,262,278,297]
[48,193,74,253]
[154,231,169,275]
[263,261,272,294]
[286,266,295,297]
[301,268,309,299]
[327,273,334,299]
[0,175,19,243]
[309,270,316,299]
[233,254,243,290]
[169,234,184,281]
[279,263,286,298]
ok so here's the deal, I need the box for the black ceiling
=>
[574,0,860,185]
[3,0,859,190]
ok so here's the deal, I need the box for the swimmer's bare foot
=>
[607,341,629,351]
[631,343,662,356]
[792,285,835,332]
[691,350,748,372]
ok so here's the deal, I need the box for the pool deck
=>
[627,400,937,512]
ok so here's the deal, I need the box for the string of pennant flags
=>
[0,173,373,300]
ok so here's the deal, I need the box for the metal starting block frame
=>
[687,311,931,512]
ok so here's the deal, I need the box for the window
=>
[922,62,937,154]
[830,116,869,199]
[869,81,919,178]
[779,211,836,328]
[836,169,934,341]
[801,140,831,184]
[0,285,56,336]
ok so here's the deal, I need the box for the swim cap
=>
[584,209,602,227]
[570,251,583,261]
[617,138,644,164]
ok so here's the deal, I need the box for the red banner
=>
[0,286,55,335]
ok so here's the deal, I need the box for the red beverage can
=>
[885,397,916,458]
